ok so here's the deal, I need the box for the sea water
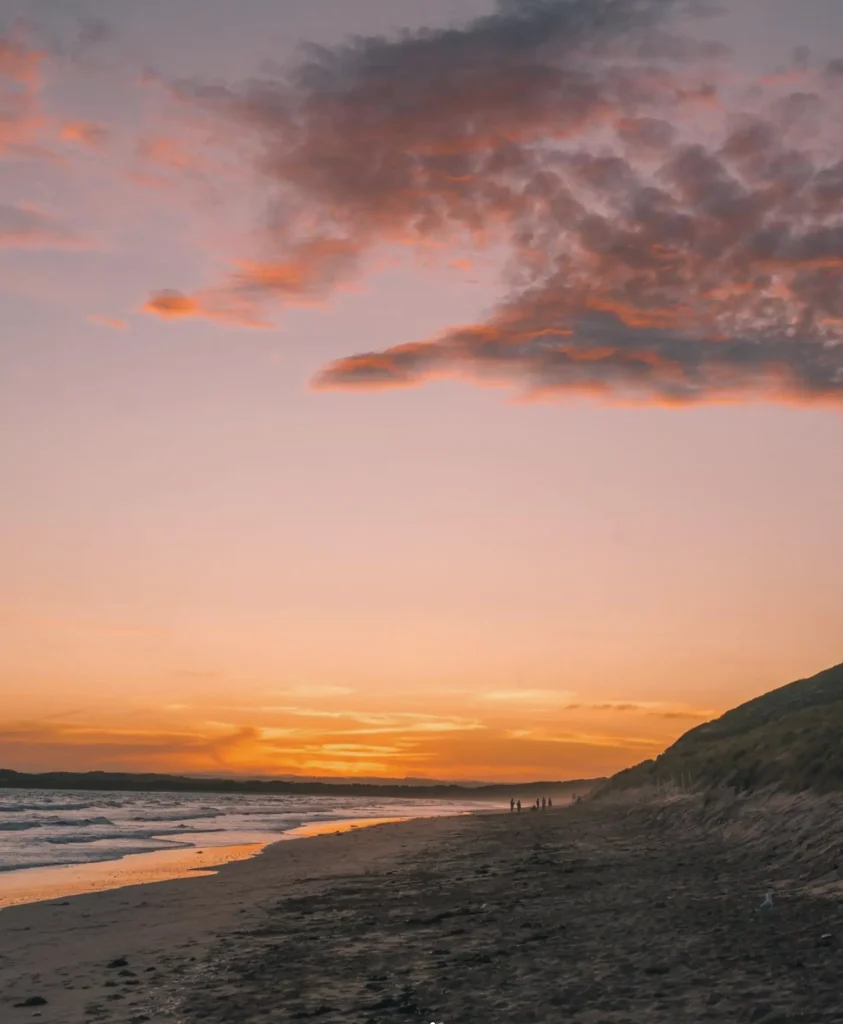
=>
[0,787,488,874]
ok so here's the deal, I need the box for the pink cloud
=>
[0,35,46,157]
[142,288,270,328]
[142,0,843,406]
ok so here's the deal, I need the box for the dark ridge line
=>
[0,768,602,801]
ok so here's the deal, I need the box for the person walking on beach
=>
[541,797,546,810]
[510,797,515,813]
[516,799,521,813]
[547,797,552,809]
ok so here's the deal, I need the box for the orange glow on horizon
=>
[0,669,727,782]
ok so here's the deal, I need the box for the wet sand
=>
[2,793,842,1023]
[0,817,411,909]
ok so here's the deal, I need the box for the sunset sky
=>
[1,0,842,782]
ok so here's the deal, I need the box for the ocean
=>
[0,787,490,874]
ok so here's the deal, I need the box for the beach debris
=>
[13,996,47,1007]
[107,957,129,968]
[759,892,774,911]
[818,933,834,947]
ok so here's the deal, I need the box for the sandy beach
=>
[2,794,842,1024]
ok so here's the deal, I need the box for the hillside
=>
[600,661,843,794]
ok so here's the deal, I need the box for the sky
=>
[1,0,842,782]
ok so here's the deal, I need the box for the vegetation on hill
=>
[599,662,843,794]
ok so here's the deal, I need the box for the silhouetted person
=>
[516,799,521,813]
[547,797,552,809]
[541,797,546,810]
[510,797,515,813]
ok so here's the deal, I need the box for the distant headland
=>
[0,768,601,801]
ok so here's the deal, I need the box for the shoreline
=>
[0,812,459,910]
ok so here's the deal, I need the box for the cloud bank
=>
[149,0,843,406]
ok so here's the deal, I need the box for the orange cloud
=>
[142,289,269,328]
[144,290,200,318]
[88,314,128,330]
[60,120,110,148]
[143,237,362,326]
[233,238,361,300]
[0,35,46,156]
[139,136,199,171]
[0,691,690,780]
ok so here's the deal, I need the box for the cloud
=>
[0,34,46,156]
[0,718,245,773]
[308,98,843,405]
[654,708,713,720]
[237,706,486,736]
[0,711,478,777]
[0,711,641,779]
[88,314,128,330]
[533,728,665,750]
[139,136,198,171]
[1,690,707,779]
[0,202,81,248]
[145,0,843,408]
[148,0,701,315]
[143,244,363,326]
[143,289,202,318]
[61,120,110,148]
[142,288,270,327]
[483,691,717,720]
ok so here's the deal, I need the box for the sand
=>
[2,792,842,1023]
[0,818,413,909]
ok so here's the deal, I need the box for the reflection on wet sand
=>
[0,816,411,908]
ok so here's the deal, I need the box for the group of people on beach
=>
[509,796,552,813]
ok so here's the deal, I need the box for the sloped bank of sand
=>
[2,794,842,1023]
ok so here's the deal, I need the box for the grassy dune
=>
[601,661,843,794]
